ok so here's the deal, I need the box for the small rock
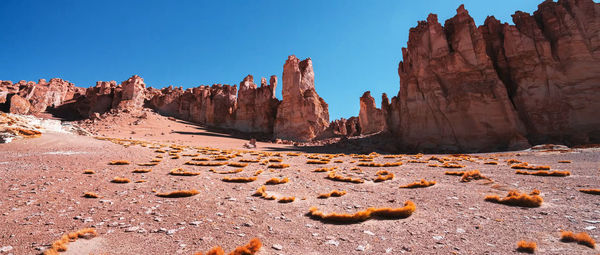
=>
[356,245,366,251]
[0,246,13,252]
[125,226,139,232]
[363,230,375,236]
[190,221,202,226]
[433,235,444,241]
[326,240,339,246]
[584,226,596,230]
[167,229,176,235]
[272,244,283,250]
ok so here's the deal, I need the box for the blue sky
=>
[1,0,550,120]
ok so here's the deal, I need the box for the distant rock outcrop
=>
[0,79,84,115]
[358,91,387,135]
[274,55,330,141]
[234,75,279,133]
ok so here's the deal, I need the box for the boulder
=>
[9,95,31,115]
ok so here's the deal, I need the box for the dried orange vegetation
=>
[265,177,289,185]
[155,149,166,153]
[83,169,95,174]
[156,189,200,198]
[406,159,427,163]
[428,164,440,167]
[239,159,260,163]
[193,238,262,255]
[506,159,522,164]
[484,190,543,208]
[170,168,201,176]
[253,185,276,200]
[444,171,466,176]
[399,179,436,188]
[186,161,228,166]
[313,167,337,172]
[442,162,465,168]
[515,170,570,177]
[268,163,290,169]
[150,158,162,162]
[560,231,596,248]
[210,168,243,174]
[317,190,347,199]
[334,160,343,163]
[516,240,537,253]
[43,228,98,255]
[326,172,364,184]
[228,162,249,167]
[111,177,131,183]
[192,157,210,161]
[109,160,131,165]
[7,127,42,138]
[579,189,600,195]
[278,196,295,203]
[132,168,152,173]
[83,192,100,198]
[137,162,159,166]
[253,170,263,176]
[460,170,491,182]
[171,155,181,159]
[558,160,572,163]
[307,201,415,223]
[484,161,499,165]
[374,170,394,182]
[222,176,257,183]
[135,180,146,183]
[357,162,403,167]
[268,158,283,162]
[511,162,551,170]
[306,160,330,164]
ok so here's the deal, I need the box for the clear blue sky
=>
[1,0,551,120]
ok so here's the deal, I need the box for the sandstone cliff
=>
[274,55,330,141]
[358,91,387,135]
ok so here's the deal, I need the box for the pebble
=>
[356,245,366,251]
[167,229,177,235]
[125,226,139,232]
[0,246,13,252]
[272,244,283,250]
[433,235,444,241]
[584,226,596,230]
[363,230,375,236]
[326,240,339,246]
[456,228,465,234]
[190,221,202,226]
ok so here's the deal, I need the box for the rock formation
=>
[480,0,600,145]
[385,0,600,152]
[113,75,147,113]
[1,79,84,115]
[274,56,330,141]
[358,91,387,135]
[234,75,279,133]
[321,117,361,138]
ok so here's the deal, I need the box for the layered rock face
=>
[0,79,84,115]
[394,6,530,152]
[480,0,600,144]
[388,0,600,152]
[113,75,147,112]
[234,75,279,133]
[358,91,387,135]
[274,56,330,141]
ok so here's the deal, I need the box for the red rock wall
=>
[388,0,600,152]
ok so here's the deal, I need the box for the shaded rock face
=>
[480,0,600,145]
[321,117,361,138]
[77,81,118,118]
[358,91,387,135]
[234,75,279,133]
[113,75,146,112]
[395,5,530,152]
[388,0,600,152]
[274,55,329,141]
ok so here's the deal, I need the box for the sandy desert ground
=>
[0,115,599,254]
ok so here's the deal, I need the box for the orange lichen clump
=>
[444,171,465,176]
[268,163,290,169]
[484,161,499,165]
[442,162,465,168]
[132,169,152,173]
[484,190,543,208]
[278,197,295,203]
[516,240,537,253]
[326,172,364,183]
[357,162,403,167]
[109,160,131,165]
[156,189,200,198]
[265,177,289,185]
[317,190,347,199]
[515,170,570,177]
[222,176,257,183]
[560,231,596,248]
[228,162,249,167]
[83,192,100,198]
[511,162,551,170]
[253,185,276,200]
[137,162,159,166]
[170,168,201,176]
[111,177,131,183]
[399,179,436,188]
[43,228,98,255]
[306,160,330,164]
[83,169,95,174]
[210,168,243,174]
[579,189,600,195]
[193,238,262,255]
[185,161,228,166]
[313,167,337,172]
[307,201,415,223]
[374,170,394,182]
[460,170,491,182]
